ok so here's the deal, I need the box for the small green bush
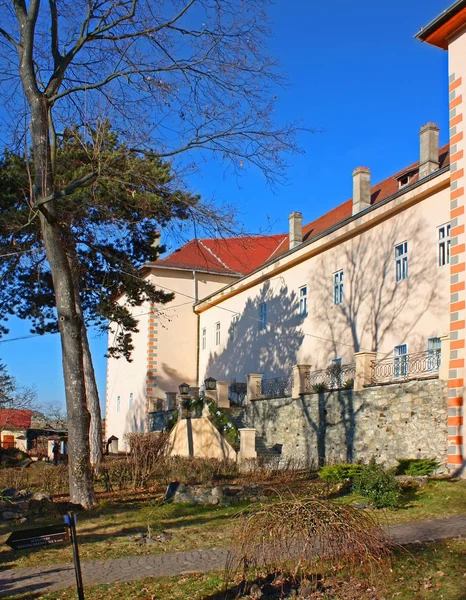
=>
[396,458,440,476]
[353,458,402,509]
[319,463,363,483]
[312,383,327,393]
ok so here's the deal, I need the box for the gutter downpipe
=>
[193,271,200,386]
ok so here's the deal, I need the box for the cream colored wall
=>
[1,429,27,452]
[198,184,450,383]
[105,269,235,450]
[168,417,237,460]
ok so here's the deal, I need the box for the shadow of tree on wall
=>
[204,280,307,382]
[310,211,445,363]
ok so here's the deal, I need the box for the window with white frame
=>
[333,270,344,305]
[427,337,441,371]
[395,241,408,282]
[299,285,308,316]
[259,302,267,331]
[129,392,133,409]
[116,395,121,413]
[394,344,408,377]
[438,223,451,267]
[215,322,221,346]
[201,328,207,350]
[229,314,239,341]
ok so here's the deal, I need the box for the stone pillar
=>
[292,364,312,397]
[354,351,377,391]
[247,374,263,403]
[216,381,230,408]
[238,428,257,462]
[439,335,450,381]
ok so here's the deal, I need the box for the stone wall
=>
[243,378,448,468]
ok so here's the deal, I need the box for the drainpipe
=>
[193,271,200,386]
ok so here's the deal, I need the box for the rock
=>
[2,488,18,498]
[145,537,157,545]
[16,501,30,512]
[2,511,18,520]
[156,532,173,542]
[18,517,27,524]
[32,492,52,502]
[211,486,223,499]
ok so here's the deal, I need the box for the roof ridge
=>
[197,239,234,272]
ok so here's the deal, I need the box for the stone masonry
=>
[244,379,448,468]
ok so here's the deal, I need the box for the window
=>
[259,302,267,331]
[438,223,451,267]
[201,328,206,350]
[394,344,408,378]
[229,314,239,341]
[395,242,408,282]
[129,393,133,409]
[299,285,308,316]
[333,270,344,305]
[215,322,221,346]
[427,337,441,371]
[116,395,121,413]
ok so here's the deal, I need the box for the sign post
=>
[7,511,84,599]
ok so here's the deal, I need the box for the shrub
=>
[343,378,354,389]
[228,496,390,586]
[125,432,169,489]
[396,458,440,476]
[319,463,363,483]
[311,383,327,393]
[353,458,402,509]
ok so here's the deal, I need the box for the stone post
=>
[237,428,257,462]
[354,351,377,391]
[216,381,230,408]
[292,364,312,397]
[439,335,449,381]
[247,374,263,403]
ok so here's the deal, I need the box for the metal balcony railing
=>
[304,363,356,393]
[257,375,293,399]
[371,350,440,384]
[228,381,247,406]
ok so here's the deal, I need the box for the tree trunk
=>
[28,100,96,507]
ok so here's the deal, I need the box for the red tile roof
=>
[151,146,449,276]
[0,409,32,429]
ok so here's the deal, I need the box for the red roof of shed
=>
[0,409,32,429]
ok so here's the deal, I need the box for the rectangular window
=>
[427,337,441,371]
[395,241,408,282]
[299,285,308,316]
[201,328,206,350]
[438,223,451,267]
[116,395,120,413]
[215,322,221,346]
[259,302,267,331]
[129,393,133,409]
[394,344,408,378]
[229,314,239,341]
[333,270,344,305]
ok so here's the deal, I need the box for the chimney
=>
[419,122,439,179]
[288,212,303,249]
[352,166,371,215]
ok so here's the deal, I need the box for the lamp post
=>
[178,382,190,396]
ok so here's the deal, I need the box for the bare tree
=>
[0,1,302,506]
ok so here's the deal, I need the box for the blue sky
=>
[0,0,453,412]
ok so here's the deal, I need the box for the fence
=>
[148,410,176,431]
[304,363,356,393]
[229,381,247,406]
[257,375,293,399]
[371,350,440,384]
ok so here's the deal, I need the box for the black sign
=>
[6,524,69,550]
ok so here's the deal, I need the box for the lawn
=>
[1,478,465,572]
[7,539,466,599]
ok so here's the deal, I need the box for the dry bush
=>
[227,496,390,589]
[0,463,69,495]
[241,456,312,484]
[153,456,239,485]
[125,432,169,489]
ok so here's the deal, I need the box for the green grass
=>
[1,479,464,573]
[0,496,248,571]
[7,539,466,599]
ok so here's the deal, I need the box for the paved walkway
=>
[0,515,465,598]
